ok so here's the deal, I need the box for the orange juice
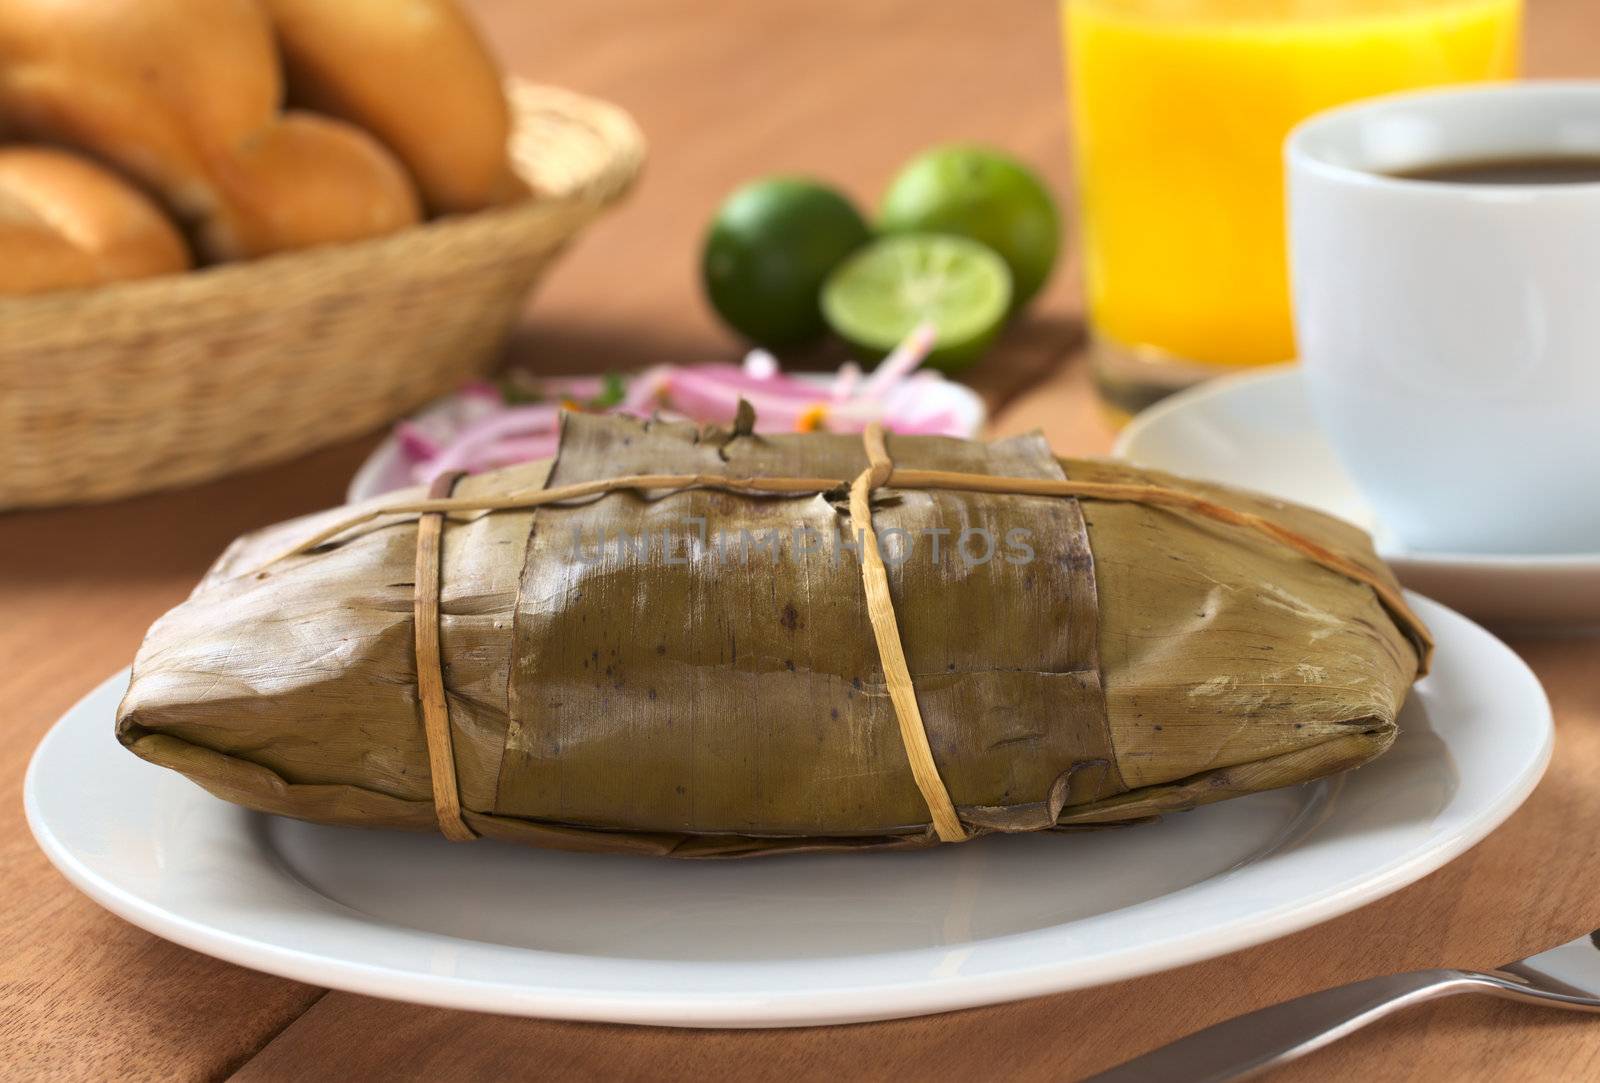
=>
[1064,0,1520,396]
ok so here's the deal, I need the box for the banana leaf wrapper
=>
[116,414,1427,857]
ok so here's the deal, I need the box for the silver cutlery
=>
[1083,929,1600,1082]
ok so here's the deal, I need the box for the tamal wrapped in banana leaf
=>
[117,413,1431,857]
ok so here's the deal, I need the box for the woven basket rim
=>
[0,80,646,320]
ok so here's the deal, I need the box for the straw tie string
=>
[848,423,966,843]
[412,470,477,841]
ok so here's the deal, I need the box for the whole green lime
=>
[878,146,1060,309]
[822,233,1012,372]
[701,177,871,347]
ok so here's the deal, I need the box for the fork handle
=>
[1080,969,1510,1083]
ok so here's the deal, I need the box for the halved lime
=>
[879,145,1060,309]
[822,233,1011,372]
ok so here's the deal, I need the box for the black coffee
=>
[1390,155,1600,185]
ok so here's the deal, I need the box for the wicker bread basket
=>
[0,82,645,510]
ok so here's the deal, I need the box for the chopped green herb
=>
[590,372,628,409]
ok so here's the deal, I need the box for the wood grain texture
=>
[4,0,1599,1080]
[0,444,365,1080]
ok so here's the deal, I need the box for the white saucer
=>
[27,593,1550,1028]
[1115,365,1600,631]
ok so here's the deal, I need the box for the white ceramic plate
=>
[1115,366,1600,631]
[347,376,989,503]
[26,595,1549,1028]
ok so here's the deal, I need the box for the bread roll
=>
[0,146,190,295]
[203,112,422,260]
[264,0,524,215]
[0,0,422,261]
[0,0,280,221]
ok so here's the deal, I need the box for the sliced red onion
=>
[830,361,862,402]
[859,321,937,400]
[395,421,442,462]
[742,348,779,381]
[460,380,504,402]
[391,323,962,488]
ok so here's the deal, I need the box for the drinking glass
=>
[1062,0,1522,417]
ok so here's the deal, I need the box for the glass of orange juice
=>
[1062,0,1521,416]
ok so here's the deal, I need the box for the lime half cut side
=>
[822,233,1011,372]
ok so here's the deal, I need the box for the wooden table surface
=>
[6,1,1600,1079]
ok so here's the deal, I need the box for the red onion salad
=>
[393,323,978,486]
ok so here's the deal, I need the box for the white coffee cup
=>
[1287,82,1600,555]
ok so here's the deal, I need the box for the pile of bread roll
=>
[0,0,523,297]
